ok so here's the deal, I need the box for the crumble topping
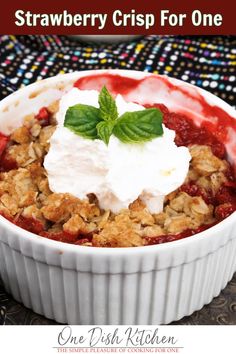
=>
[0,102,235,247]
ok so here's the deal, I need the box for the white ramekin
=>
[0,70,235,325]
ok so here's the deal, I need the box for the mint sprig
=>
[64,86,163,145]
[98,86,118,121]
[64,104,100,140]
[97,121,115,145]
[113,109,163,143]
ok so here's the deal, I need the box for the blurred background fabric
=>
[0,35,235,106]
[0,35,235,325]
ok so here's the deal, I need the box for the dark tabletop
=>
[0,35,235,325]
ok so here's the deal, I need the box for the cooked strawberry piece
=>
[0,151,17,172]
[215,186,236,205]
[39,230,78,243]
[0,133,9,156]
[35,107,50,126]
[215,203,236,219]
[180,183,214,205]
[14,216,44,234]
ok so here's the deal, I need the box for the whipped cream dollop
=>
[44,88,191,213]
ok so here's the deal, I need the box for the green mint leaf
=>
[98,86,118,121]
[64,104,102,140]
[97,121,114,145]
[113,108,163,143]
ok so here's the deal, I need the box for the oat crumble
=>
[0,102,235,247]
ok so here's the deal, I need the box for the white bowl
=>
[0,70,235,324]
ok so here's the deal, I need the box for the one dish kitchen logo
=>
[53,326,183,353]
